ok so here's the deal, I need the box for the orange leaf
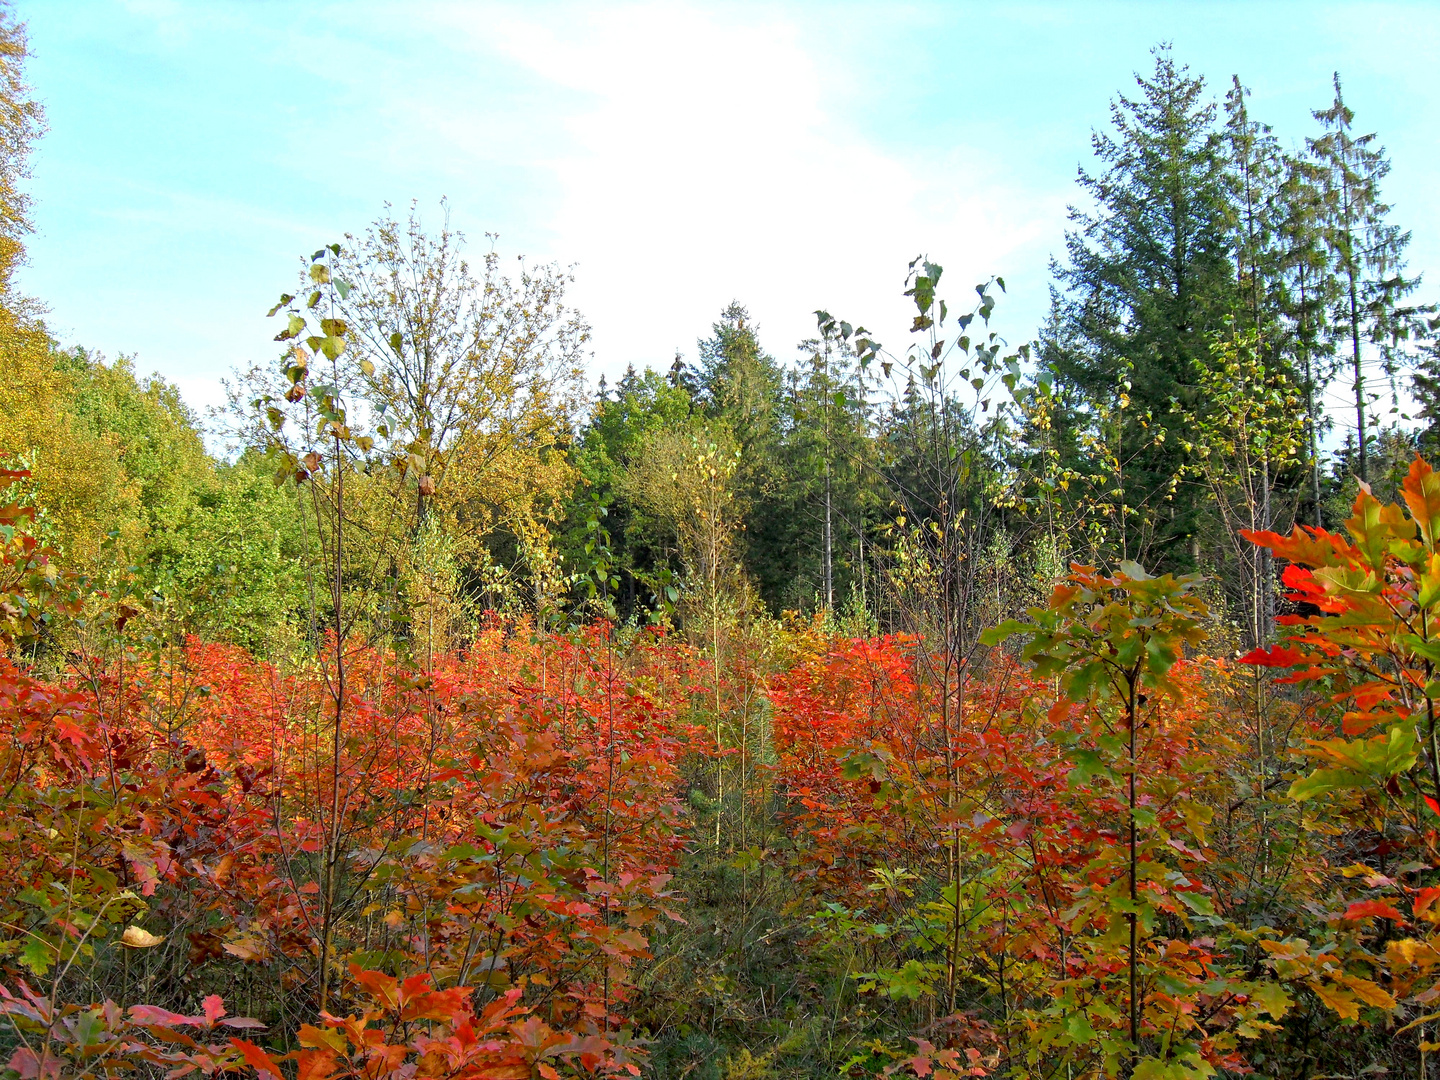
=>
[231,1039,284,1080]
[1415,887,1440,919]
[349,966,399,1008]
[1403,456,1440,549]
[296,1048,339,1080]
[1343,899,1405,922]
[1242,526,1353,569]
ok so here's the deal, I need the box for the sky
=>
[13,0,1440,430]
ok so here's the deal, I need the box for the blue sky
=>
[15,1,1440,427]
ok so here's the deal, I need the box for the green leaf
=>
[1067,749,1109,789]
[1178,890,1214,916]
[980,619,1032,647]
[20,936,53,976]
[1249,981,1292,1019]
[274,313,306,342]
[1062,1010,1096,1043]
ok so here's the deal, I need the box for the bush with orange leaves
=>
[0,613,700,1077]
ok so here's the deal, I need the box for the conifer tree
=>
[1051,46,1236,568]
[1274,153,1338,526]
[1224,77,1286,350]
[1220,78,1306,639]
[695,303,788,606]
[782,328,877,613]
[1308,73,1419,486]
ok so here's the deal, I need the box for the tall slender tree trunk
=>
[1298,269,1324,528]
[823,462,833,610]
[1261,452,1274,641]
[1349,267,1367,486]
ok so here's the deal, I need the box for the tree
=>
[1051,46,1236,568]
[0,1,43,290]
[780,329,878,614]
[1223,77,1287,351]
[1184,329,1306,648]
[332,203,587,580]
[1308,73,1420,486]
[1274,152,1340,527]
[568,365,693,620]
[693,303,788,607]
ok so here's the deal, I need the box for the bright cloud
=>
[428,2,1064,371]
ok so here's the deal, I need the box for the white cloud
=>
[431,2,1064,373]
[19,0,1070,423]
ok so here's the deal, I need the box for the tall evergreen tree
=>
[1274,153,1339,526]
[1223,77,1287,349]
[694,303,790,607]
[780,329,877,613]
[568,365,693,619]
[1051,45,1236,568]
[1220,78,1309,640]
[1308,73,1419,486]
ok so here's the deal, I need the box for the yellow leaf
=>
[1397,1010,1440,1035]
[119,926,164,949]
[1312,982,1360,1021]
[1337,974,1396,1011]
[1388,938,1440,972]
[1259,938,1310,961]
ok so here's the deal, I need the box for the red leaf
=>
[1415,887,1440,919]
[1342,899,1405,922]
[1239,645,1309,669]
[8,1047,42,1080]
[129,1004,194,1027]
[231,1038,284,1080]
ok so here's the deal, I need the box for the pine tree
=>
[1308,73,1419,486]
[695,303,787,607]
[1051,45,1236,568]
[1274,153,1339,527]
[781,329,877,613]
[1220,78,1309,641]
[1224,77,1286,349]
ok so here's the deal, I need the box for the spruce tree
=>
[695,303,788,606]
[1051,45,1236,568]
[1308,73,1419,486]
[1274,153,1339,526]
[1224,77,1286,349]
[782,328,877,613]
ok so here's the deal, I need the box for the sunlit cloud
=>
[428,2,1064,370]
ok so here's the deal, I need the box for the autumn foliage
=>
[0,616,697,1078]
[12,462,1440,1077]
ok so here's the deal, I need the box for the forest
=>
[2,6,1440,1079]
